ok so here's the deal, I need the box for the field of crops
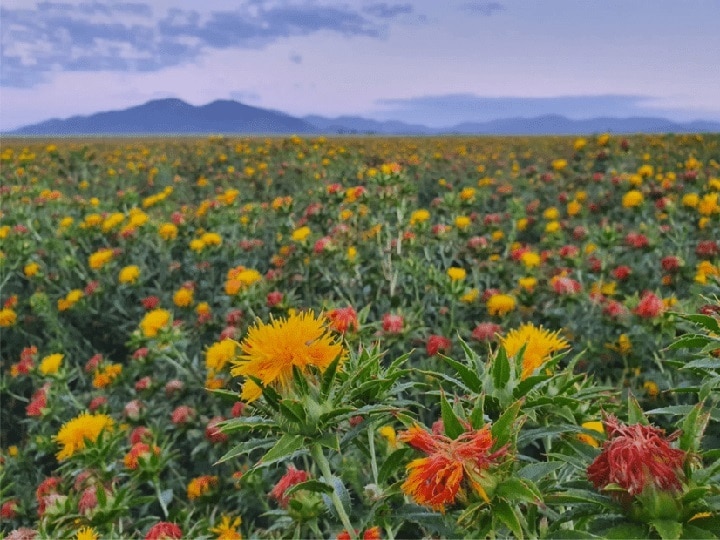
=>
[1,134,719,539]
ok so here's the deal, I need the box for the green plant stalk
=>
[368,425,378,485]
[310,443,356,540]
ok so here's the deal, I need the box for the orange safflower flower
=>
[399,424,507,511]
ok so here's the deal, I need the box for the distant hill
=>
[10,98,317,135]
[445,115,720,135]
[7,99,720,135]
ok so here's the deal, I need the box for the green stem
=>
[368,425,378,485]
[153,480,169,519]
[310,443,356,539]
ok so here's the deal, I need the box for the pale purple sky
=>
[2,0,720,130]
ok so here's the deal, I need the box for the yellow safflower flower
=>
[291,226,311,241]
[119,265,140,284]
[139,309,172,337]
[54,413,114,460]
[39,353,64,375]
[486,294,516,317]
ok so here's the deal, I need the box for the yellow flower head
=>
[206,340,236,372]
[552,159,567,172]
[88,248,114,270]
[119,265,140,285]
[231,311,344,402]
[409,209,430,225]
[139,309,172,337]
[0,308,17,327]
[521,252,541,268]
[446,267,466,281]
[76,526,99,540]
[24,262,40,277]
[173,287,194,308]
[501,323,569,379]
[211,515,243,540]
[187,475,219,500]
[622,190,644,208]
[54,413,114,460]
[577,421,604,448]
[486,294,516,317]
[158,223,179,241]
[39,353,64,375]
[291,226,311,242]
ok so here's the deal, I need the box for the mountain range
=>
[7,98,720,135]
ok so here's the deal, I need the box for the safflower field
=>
[0,134,719,539]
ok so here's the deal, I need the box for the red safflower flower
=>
[129,426,153,445]
[84,280,100,295]
[313,236,333,254]
[612,266,632,281]
[171,405,195,425]
[696,240,719,258]
[78,486,99,514]
[124,442,160,470]
[141,296,160,310]
[205,416,228,444]
[552,276,582,295]
[327,306,359,333]
[89,396,108,411]
[603,300,629,319]
[471,322,502,342]
[625,232,649,249]
[231,401,245,418]
[337,528,382,540]
[634,291,665,319]
[661,256,681,272]
[26,383,50,417]
[226,309,244,326]
[266,291,283,307]
[426,335,452,356]
[145,522,182,540]
[587,415,686,502]
[399,424,507,511]
[1,500,18,519]
[382,313,404,334]
[85,353,103,373]
[269,466,310,508]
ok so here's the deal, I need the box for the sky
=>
[2,0,720,130]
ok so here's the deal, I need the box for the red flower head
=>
[124,442,160,470]
[26,383,50,417]
[141,296,160,310]
[85,353,103,373]
[587,415,686,503]
[89,396,108,411]
[327,306,359,333]
[1,500,18,519]
[471,322,502,342]
[399,424,507,511]
[129,426,153,445]
[382,313,404,334]
[205,416,228,444]
[269,466,310,508]
[426,335,452,356]
[625,232,649,249]
[145,522,182,540]
[635,291,665,319]
[612,266,632,281]
[552,276,582,295]
[84,280,100,295]
[171,405,196,425]
[266,291,284,308]
[696,240,719,258]
[661,256,682,273]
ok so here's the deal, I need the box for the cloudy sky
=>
[2,0,720,130]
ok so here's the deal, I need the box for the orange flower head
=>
[398,424,506,511]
